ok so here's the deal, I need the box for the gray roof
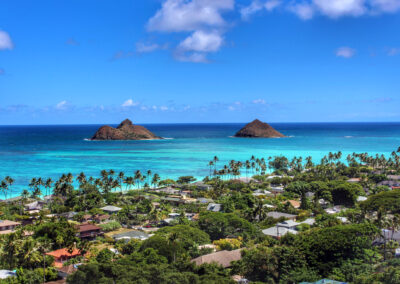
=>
[267,211,297,219]
[262,226,298,238]
[207,203,222,212]
[277,220,300,228]
[113,230,149,241]
[101,205,122,212]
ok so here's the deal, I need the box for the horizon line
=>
[1,121,400,127]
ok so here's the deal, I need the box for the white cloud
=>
[253,99,266,104]
[179,30,223,52]
[136,42,166,53]
[287,0,400,20]
[336,47,356,58]
[313,0,366,18]
[121,99,139,107]
[147,0,234,32]
[65,38,79,46]
[0,30,13,50]
[289,2,315,20]
[265,0,282,11]
[145,0,234,63]
[228,105,236,111]
[160,106,169,111]
[241,0,281,19]
[56,101,68,110]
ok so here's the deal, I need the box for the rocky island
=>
[91,119,162,140]
[234,119,286,138]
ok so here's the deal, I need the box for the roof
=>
[113,230,149,240]
[207,203,222,212]
[388,175,400,180]
[277,220,300,228]
[262,226,298,238]
[266,211,297,219]
[0,220,20,228]
[101,205,122,212]
[191,249,242,268]
[77,223,101,233]
[46,248,81,259]
[286,200,300,208]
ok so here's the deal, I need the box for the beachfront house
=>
[0,220,21,235]
[46,248,81,268]
[76,223,103,240]
[101,205,122,214]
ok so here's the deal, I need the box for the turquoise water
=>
[0,123,400,196]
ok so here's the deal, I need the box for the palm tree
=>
[4,176,14,199]
[152,174,160,188]
[124,176,134,191]
[37,239,52,284]
[76,172,87,187]
[44,178,53,196]
[118,172,125,193]
[134,170,142,189]
[213,156,219,172]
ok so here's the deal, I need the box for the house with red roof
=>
[46,248,81,268]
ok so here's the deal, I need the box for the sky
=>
[0,0,400,124]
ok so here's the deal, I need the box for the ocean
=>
[1,122,400,197]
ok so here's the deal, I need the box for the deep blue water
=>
[0,122,400,196]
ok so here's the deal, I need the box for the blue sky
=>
[0,0,400,124]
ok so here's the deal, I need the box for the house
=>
[0,270,16,280]
[207,203,222,212]
[262,218,315,239]
[76,223,103,240]
[24,201,44,213]
[155,187,180,195]
[191,249,242,268]
[46,248,81,268]
[266,211,297,220]
[101,205,122,214]
[191,181,212,190]
[325,206,344,215]
[112,230,150,241]
[262,226,298,238]
[269,186,284,195]
[197,198,213,204]
[0,220,20,235]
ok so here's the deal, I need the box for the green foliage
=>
[361,189,400,213]
[156,225,211,250]
[99,221,122,232]
[177,176,197,184]
[198,211,258,241]
[33,218,79,249]
[292,223,379,275]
